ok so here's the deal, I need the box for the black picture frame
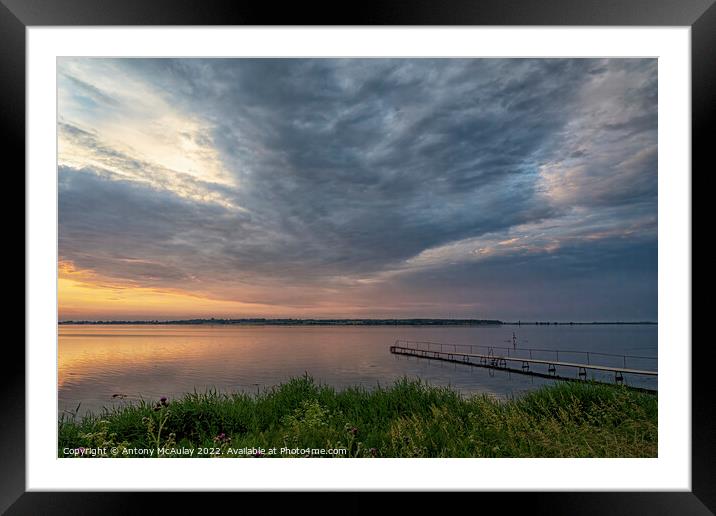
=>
[5,0,708,513]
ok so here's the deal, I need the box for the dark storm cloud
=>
[58,58,658,319]
[385,237,658,321]
[115,60,585,262]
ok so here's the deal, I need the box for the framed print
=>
[6,0,710,512]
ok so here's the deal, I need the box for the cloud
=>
[57,58,658,320]
[58,123,242,210]
[536,59,657,210]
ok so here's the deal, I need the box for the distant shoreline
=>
[58,318,657,326]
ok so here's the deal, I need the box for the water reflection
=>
[58,324,657,415]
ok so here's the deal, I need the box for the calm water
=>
[58,324,657,415]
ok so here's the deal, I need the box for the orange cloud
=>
[58,260,277,320]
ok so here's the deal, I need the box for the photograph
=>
[56,57,659,459]
[5,0,707,507]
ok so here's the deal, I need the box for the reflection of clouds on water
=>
[59,324,657,415]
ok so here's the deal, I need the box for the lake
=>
[58,324,657,416]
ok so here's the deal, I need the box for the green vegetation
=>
[58,376,657,458]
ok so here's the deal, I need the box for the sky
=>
[57,58,657,321]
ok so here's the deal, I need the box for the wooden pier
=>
[390,341,657,392]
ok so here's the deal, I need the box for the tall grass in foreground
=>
[58,376,657,458]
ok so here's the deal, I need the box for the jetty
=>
[389,340,657,392]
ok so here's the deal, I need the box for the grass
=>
[58,375,657,458]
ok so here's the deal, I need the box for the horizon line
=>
[58,317,658,325]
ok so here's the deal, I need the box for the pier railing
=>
[391,339,657,391]
[393,339,657,371]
